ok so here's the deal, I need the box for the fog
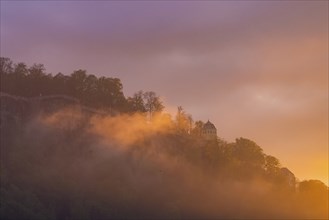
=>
[1,106,328,219]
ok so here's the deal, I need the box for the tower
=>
[201,120,217,140]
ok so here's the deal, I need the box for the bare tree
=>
[143,91,164,120]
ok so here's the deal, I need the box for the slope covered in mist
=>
[1,58,328,219]
[1,95,328,220]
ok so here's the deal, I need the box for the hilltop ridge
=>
[1,57,328,219]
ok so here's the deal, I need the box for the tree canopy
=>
[0,57,164,114]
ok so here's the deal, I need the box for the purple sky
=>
[1,1,328,184]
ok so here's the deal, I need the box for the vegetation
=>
[0,57,163,115]
[1,57,328,219]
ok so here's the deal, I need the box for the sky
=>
[1,1,328,185]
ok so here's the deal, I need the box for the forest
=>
[1,57,328,219]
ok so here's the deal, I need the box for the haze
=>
[0,1,328,184]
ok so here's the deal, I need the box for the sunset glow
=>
[1,0,327,184]
[1,1,328,219]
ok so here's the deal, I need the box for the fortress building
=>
[202,120,217,140]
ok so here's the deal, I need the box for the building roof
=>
[203,120,216,130]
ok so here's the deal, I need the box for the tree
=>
[127,91,146,113]
[94,76,126,112]
[265,155,280,174]
[11,63,29,96]
[175,106,191,134]
[191,120,204,137]
[0,57,14,93]
[83,74,98,106]
[232,138,265,168]
[68,69,87,98]
[52,72,69,95]
[298,180,329,217]
[143,91,164,120]
[14,62,28,76]
[187,114,193,134]
[0,57,13,75]
[28,64,46,78]
[25,63,47,96]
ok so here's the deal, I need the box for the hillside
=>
[1,58,328,219]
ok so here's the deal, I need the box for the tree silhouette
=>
[175,106,192,134]
[232,137,265,168]
[127,90,147,113]
[143,91,164,120]
[191,120,204,137]
[265,155,281,175]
